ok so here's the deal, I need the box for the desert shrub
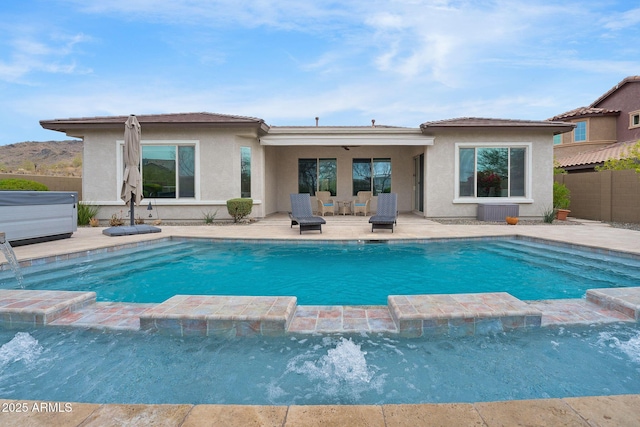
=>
[542,206,556,223]
[203,209,218,224]
[553,182,571,210]
[77,202,99,226]
[0,179,48,191]
[226,198,253,223]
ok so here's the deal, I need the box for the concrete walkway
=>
[1,214,639,426]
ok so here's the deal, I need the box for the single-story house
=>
[40,113,574,221]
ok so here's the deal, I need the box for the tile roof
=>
[40,112,266,132]
[548,107,620,121]
[557,140,638,168]
[420,117,574,130]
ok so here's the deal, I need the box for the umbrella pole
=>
[130,191,135,226]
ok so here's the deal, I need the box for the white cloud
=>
[64,0,355,32]
[602,7,640,31]
[4,0,640,144]
[0,26,92,83]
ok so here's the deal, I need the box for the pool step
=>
[494,239,640,276]
[587,288,640,321]
[0,241,197,290]
[388,292,543,338]
[0,289,96,326]
[139,295,299,337]
[486,241,640,287]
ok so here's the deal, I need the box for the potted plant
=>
[553,182,571,220]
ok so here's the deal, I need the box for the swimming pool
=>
[2,237,639,305]
[0,322,638,405]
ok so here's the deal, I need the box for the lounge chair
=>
[290,193,326,234]
[353,191,372,216]
[369,193,398,232]
[315,191,336,216]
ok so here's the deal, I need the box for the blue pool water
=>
[0,323,639,404]
[1,238,639,304]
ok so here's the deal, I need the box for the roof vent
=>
[315,117,319,127]
[371,119,376,127]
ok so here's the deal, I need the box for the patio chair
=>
[353,191,372,216]
[315,191,336,216]
[290,193,326,234]
[369,193,398,232]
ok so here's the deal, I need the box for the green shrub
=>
[77,202,99,226]
[0,179,48,191]
[226,198,253,223]
[553,182,571,210]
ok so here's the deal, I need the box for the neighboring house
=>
[40,113,573,221]
[552,76,640,172]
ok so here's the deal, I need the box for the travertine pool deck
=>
[1,214,639,425]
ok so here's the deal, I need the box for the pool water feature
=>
[0,233,23,288]
[1,238,639,305]
[0,322,638,405]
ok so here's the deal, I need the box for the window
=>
[142,145,195,198]
[241,147,251,198]
[630,111,640,129]
[352,158,391,195]
[298,158,337,196]
[574,121,586,142]
[457,145,527,199]
[553,134,562,145]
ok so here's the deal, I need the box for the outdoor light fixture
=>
[147,201,153,218]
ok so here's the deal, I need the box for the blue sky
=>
[1,0,639,145]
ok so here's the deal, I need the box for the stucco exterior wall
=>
[594,81,640,143]
[588,116,618,143]
[83,125,264,221]
[553,115,618,161]
[78,120,556,221]
[423,128,554,219]
[271,145,422,214]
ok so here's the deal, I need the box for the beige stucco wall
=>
[81,122,555,221]
[423,128,554,219]
[270,145,424,215]
[82,125,264,221]
[553,116,617,161]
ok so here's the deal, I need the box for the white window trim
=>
[453,142,533,204]
[116,139,200,203]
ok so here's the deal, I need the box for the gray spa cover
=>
[0,191,78,206]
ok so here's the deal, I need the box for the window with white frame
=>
[241,146,251,198]
[457,144,528,199]
[142,145,195,198]
[574,121,586,142]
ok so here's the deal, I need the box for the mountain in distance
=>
[0,140,83,176]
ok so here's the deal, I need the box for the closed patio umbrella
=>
[120,115,142,226]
